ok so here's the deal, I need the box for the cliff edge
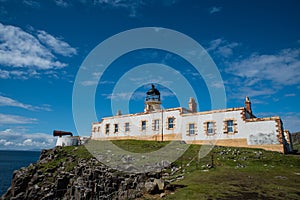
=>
[1,146,167,200]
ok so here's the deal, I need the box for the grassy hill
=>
[108,140,300,200]
[35,140,300,199]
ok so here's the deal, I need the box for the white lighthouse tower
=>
[144,84,161,112]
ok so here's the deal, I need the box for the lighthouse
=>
[144,84,161,112]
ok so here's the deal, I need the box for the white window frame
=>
[125,122,130,132]
[154,119,159,131]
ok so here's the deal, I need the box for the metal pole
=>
[161,109,164,142]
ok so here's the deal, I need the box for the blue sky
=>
[0,0,299,150]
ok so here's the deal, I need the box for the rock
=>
[274,176,288,180]
[145,181,159,194]
[1,146,167,200]
[154,179,165,191]
[160,192,166,198]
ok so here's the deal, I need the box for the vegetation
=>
[165,145,300,200]
[46,140,300,199]
[112,139,170,153]
[293,144,300,153]
[38,145,92,173]
[112,140,300,199]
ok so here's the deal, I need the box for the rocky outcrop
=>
[1,146,172,200]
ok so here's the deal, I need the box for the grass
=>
[44,140,300,199]
[105,140,300,199]
[293,143,300,152]
[163,144,300,200]
[111,139,170,153]
[38,145,92,173]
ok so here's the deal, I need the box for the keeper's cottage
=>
[91,84,293,153]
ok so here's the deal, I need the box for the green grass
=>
[164,144,300,200]
[293,143,300,152]
[111,139,170,153]
[43,140,300,199]
[38,145,92,173]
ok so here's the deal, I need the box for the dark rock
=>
[1,146,169,200]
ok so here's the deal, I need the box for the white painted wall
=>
[182,110,247,141]
[92,109,182,139]
[56,136,79,146]
[92,107,281,146]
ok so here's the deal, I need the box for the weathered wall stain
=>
[248,132,279,145]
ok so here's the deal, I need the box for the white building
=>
[53,130,80,147]
[91,85,293,153]
[56,136,79,147]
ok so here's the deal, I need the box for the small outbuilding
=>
[53,130,79,147]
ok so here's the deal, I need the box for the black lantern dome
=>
[146,84,160,101]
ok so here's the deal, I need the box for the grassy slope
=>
[110,140,300,200]
[165,145,300,200]
[46,140,300,199]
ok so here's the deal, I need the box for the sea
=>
[0,150,40,196]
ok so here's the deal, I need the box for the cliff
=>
[4,140,299,199]
[1,146,170,200]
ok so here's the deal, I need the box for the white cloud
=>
[227,86,276,100]
[0,128,55,150]
[284,93,296,97]
[281,114,300,133]
[209,6,222,14]
[104,92,138,100]
[94,0,179,17]
[207,38,239,58]
[0,113,37,125]
[23,0,41,8]
[54,0,70,7]
[103,87,175,101]
[37,30,77,56]
[0,22,76,79]
[0,95,51,111]
[227,48,300,86]
[81,80,98,86]
[94,0,143,17]
[80,71,110,86]
[0,69,10,79]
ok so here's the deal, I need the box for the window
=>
[167,117,175,129]
[227,120,234,133]
[188,123,195,135]
[114,124,118,133]
[204,121,215,135]
[223,119,237,134]
[105,124,110,134]
[207,122,214,134]
[125,122,130,132]
[153,119,159,131]
[141,120,146,131]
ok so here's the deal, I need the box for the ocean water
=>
[0,150,40,196]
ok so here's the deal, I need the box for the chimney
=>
[245,96,252,115]
[116,110,122,116]
[188,97,197,112]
